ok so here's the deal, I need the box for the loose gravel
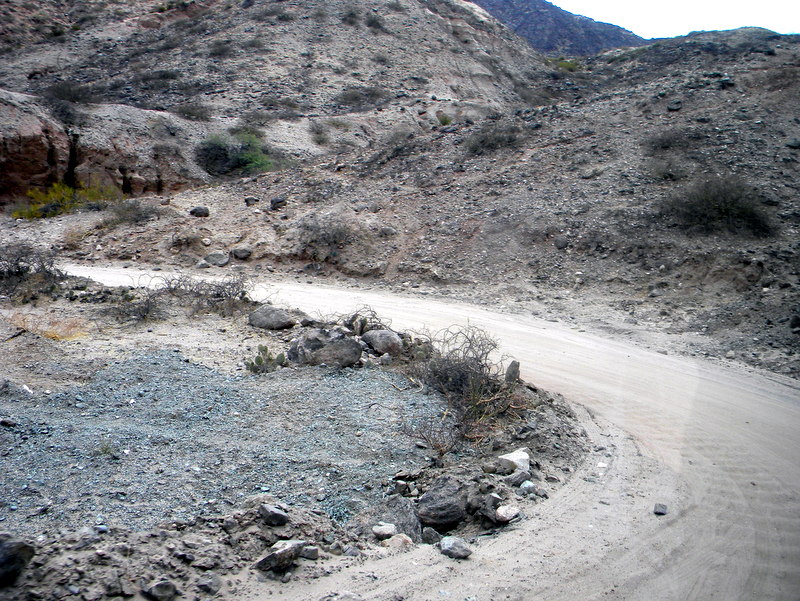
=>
[0,351,441,537]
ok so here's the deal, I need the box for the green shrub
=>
[663,177,775,237]
[548,58,581,72]
[333,86,388,111]
[171,102,213,121]
[246,344,287,373]
[11,182,120,220]
[194,134,278,176]
[102,199,161,228]
[365,13,387,32]
[341,7,360,25]
[44,81,97,103]
[208,40,234,58]
[464,122,522,155]
[437,113,453,126]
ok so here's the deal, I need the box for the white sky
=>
[550,1,800,39]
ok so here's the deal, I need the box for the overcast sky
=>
[551,1,800,39]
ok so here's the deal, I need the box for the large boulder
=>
[361,329,404,356]
[248,305,295,330]
[287,329,362,368]
[0,535,35,587]
[416,476,468,528]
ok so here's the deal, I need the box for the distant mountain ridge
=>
[471,0,647,55]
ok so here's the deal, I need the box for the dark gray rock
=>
[270,196,288,210]
[253,539,307,572]
[361,329,403,356]
[505,360,520,384]
[204,251,230,267]
[439,536,472,559]
[258,504,290,526]
[787,139,800,149]
[189,206,210,217]
[504,469,531,488]
[554,236,569,250]
[421,526,442,545]
[244,196,260,206]
[232,247,252,260]
[143,579,178,601]
[654,503,668,515]
[249,305,296,330]
[0,535,35,587]
[667,100,683,112]
[416,476,468,528]
[196,573,221,595]
[287,329,362,368]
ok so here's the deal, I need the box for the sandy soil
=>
[53,262,800,601]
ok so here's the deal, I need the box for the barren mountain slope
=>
[473,0,646,55]
[0,0,550,201]
[5,28,796,376]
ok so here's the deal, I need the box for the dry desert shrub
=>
[5,311,90,341]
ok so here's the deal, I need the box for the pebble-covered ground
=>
[0,352,443,536]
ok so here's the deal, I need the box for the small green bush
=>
[44,81,97,103]
[365,14,387,32]
[333,86,388,111]
[341,7,360,25]
[171,102,213,121]
[194,134,279,176]
[102,199,161,228]
[11,182,120,220]
[246,344,287,373]
[464,122,522,155]
[663,177,775,237]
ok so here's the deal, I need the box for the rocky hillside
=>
[0,2,798,377]
[471,0,646,55]
[0,0,548,203]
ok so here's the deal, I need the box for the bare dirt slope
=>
[62,264,800,601]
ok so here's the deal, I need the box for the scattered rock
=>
[381,533,413,549]
[667,99,683,112]
[786,139,800,149]
[554,236,569,250]
[497,448,530,474]
[0,535,35,587]
[244,196,260,206]
[319,593,364,601]
[654,503,669,516]
[253,539,307,572]
[287,329,363,368]
[439,536,472,559]
[143,579,178,601]
[204,251,230,267]
[372,522,398,540]
[416,476,467,528]
[258,503,290,526]
[270,196,288,210]
[232,247,252,260]
[196,573,222,595]
[504,469,531,488]
[494,505,520,523]
[189,206,210,217]
[249,306,296,330]
[421,526,442,544]
[299,546,320,560]
[361,329,404,356]
[504,360,520,384]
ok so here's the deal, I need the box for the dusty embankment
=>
[55,262,800,601]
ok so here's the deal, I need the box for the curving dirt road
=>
[64,264,800,600]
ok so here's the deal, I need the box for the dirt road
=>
[63,264,800,600]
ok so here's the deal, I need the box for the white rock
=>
[495,505,520,523]
[498,448,530,472]
[372,522,398,540]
